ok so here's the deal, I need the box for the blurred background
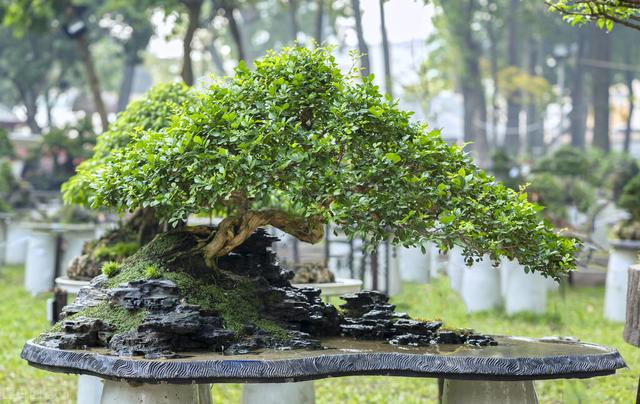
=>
[1,0,640,402]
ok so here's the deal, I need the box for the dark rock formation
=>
[39,228,495,358]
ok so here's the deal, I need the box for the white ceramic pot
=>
[398,245,430,283]
[502,259,547,315]
[5,221,30,265]
[460,255,501,313]
[61,228,95,275]
[447,246,466,293]
[24,229,57,295]
[604,240,640,322]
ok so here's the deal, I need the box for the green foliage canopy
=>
[63,82,193,206]
[68,46,578,279]
[548,0,640,31]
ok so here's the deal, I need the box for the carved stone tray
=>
[22,336,626,384]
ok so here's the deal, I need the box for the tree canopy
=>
[65,46,578,279]
[547,0,640,30]
[63,82,193,206]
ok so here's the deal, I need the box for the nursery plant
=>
[40,47,579,357]
[614,173,640,240]
[61,82,193,279]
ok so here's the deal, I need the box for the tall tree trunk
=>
[75,34,109,132]
[351,0,370,77]
[289,0,299,42]
[379,0,392,97]
[459,1,488,167]
[504,0,520,155]
[526,38,544,156]
[117,56,136,112]
[181,0,202,86]
[569,31,588,149]
[591,27,611,152]
[224,4,246,62]
[14,80,41,134]
[486,3,499,150]
[624,67,635,153]
[314,0,324,44]
[44,88,54,128]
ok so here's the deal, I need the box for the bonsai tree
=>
[61,82,193,279]
[530,146,596,226]
[41,47,579,357]
[614,173,640,240]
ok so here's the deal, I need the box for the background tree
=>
[351,0,370,77]
[2,0,110,131]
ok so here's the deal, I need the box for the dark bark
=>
[569,31,588,149]
[224,4,246,62]
[289,0,300,42]
[379,0,392,97]
[181,0,203,86]
[13,79,41,134]
[459,1,488,167]
[75,34,109,132]
[624,265,640,346]
[351,0,370,77]
[504,0,521,155]
[526,39,544,156]
[624,63,635,153]
[117,58,136,112]
[314,0,324,44]
[486,3,499,150]
[591,27,611,152]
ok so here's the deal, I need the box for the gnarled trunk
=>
[202,210,324,261]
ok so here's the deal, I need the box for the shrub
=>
[101,261,120,278]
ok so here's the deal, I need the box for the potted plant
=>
[605,173,640,321]
[61,82,194,281]
[37,47,577,358]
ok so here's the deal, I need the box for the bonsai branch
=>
[202,210,324,260]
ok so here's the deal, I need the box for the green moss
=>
[101,261,120,277]
[77,303,146,333]
[94,241,139,260]
[144,265,161,279]
[104,231,289,339]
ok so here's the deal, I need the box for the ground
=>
[1,264,637,403]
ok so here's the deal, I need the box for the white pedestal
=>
[78,375,104,404]
[61,229,95,274]
[460,256,501,313]
[442,379,537,404]
[447,246,466,293]
[5,222,30,265]
[503,259,547,315]
[604,241,640,322]
[398,246,430,283]
[24,230,57,295]
[242,381,315,404]
[99,380,212,404]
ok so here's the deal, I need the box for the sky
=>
[148,1,435,58]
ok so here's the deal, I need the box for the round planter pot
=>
[502,259,547,315]
[604,239,640,322]
[460,255,501,313]
[5,220,31,265]
[398,246,431,283]
[60,228,96,275]
[24,228,57,295]
[447,246,466,293]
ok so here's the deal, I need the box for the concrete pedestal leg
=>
[442,379,537,404]
[24,230,57,295]
[242,381,315,404]
[99,380,212,404]
[604,246,639,322]
[77,375,104,404]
